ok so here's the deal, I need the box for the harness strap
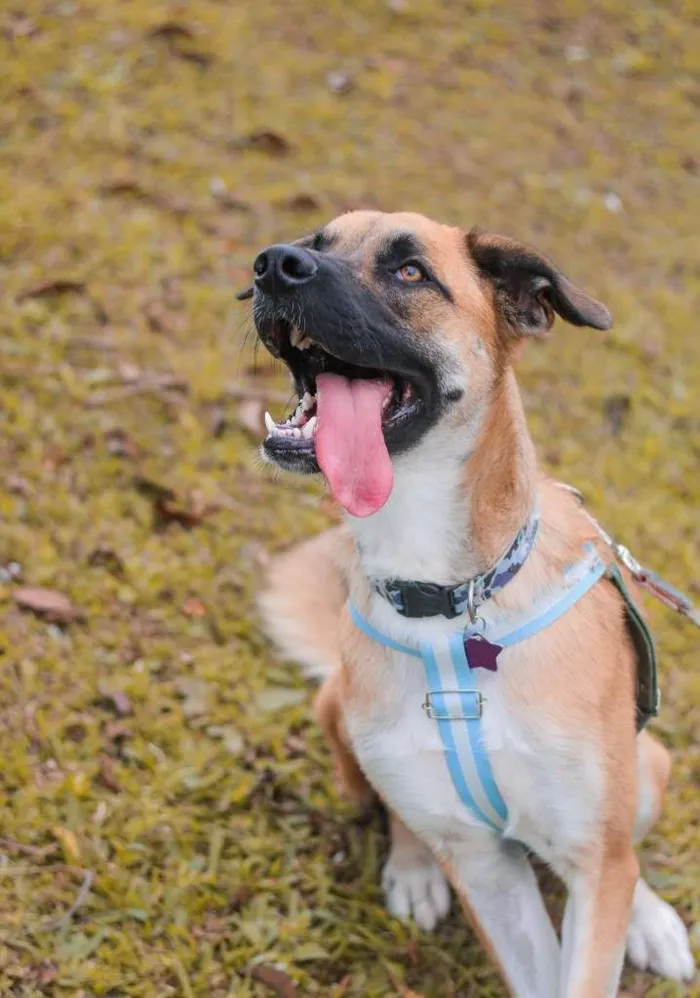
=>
[349,546,607,834]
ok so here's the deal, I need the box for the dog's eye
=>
[396,262,427,283]
[312,232,325,251]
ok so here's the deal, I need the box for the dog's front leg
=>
[445,836,560,998]
[559,850,639,997]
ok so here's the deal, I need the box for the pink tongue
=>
[315,373,394,517]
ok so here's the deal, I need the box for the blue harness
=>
[349,545,608,834]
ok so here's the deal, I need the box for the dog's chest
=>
[344,647,601,865]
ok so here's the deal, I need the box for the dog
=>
[243,211,695,996]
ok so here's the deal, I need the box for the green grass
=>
[0,1,698,995]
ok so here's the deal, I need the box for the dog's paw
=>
[626,879,695,981]
[381,847,451,932]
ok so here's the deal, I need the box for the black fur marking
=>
[253,251,452,473]
[467,228,612,334]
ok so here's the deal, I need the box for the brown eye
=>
[397,262,426,283]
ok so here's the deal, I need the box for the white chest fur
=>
[344,626,603,873]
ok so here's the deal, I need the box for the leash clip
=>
[613,543,644,578]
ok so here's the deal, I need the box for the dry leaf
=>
[133,477,209,529]
[15,278,85,303]
[155,498,206,529]
[243,130,291,157]
[100,179,193,216]
[283,192,321,213]
[15,277,107,322]
[14,586,78,624]
[250,964,297,998]
[98,757,121,793]
[88,546,126,577]
[181,596,208,618]
[147,21,213,66]
[237,398,263,436]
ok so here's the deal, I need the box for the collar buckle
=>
[398,581,460,619]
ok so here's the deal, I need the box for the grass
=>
[0,1,698,995]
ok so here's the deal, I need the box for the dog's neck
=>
[347,368,538,588]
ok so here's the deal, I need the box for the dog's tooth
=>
[297,335,313,351]
[264,411,276,435]
[302,415,317,438]
[291,427,302,438]
[289,326,302,348]
[302,392,314,411]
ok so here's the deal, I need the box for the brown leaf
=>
[229,884,254,910]
[147,21,195,41]
[98,756,121,793]
[243,130,291,157]
[100,179,193,217]
[155,498,206,529]
[181,597,208,619]
[134,477,210,529]
[250,964,297,998]
[42,444,66,474]
[15,278,108,323]
[146,21,213,66]
[283,193,321,213]
[237,398,263,436]
[14,586,78,624]
[98,684,133,717]
[133,476,177,502]
[15,278,85,303]
[211,187,252,212]
[88,547,126,578]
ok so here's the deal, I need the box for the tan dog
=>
[245,211,695,996]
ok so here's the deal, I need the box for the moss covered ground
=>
[0,2,698,995]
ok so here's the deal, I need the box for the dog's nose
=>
[253,244,318,294]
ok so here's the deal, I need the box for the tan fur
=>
[257,210,693,994]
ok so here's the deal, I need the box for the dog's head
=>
[244,211,611,517]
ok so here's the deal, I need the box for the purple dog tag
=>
[464,636,502,672]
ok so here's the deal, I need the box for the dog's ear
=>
[467,229,612,336]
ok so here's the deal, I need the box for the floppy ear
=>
[467,228,612,336]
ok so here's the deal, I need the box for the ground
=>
[0,2,698,996]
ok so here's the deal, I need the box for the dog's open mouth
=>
[262,319,422,516]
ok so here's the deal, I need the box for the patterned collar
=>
[372,510,540,620]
